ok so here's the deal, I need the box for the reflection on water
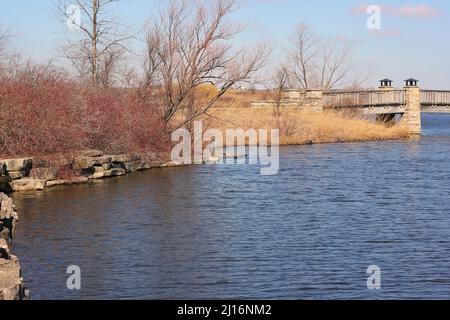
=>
[11,114,450,300]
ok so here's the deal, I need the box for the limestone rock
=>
[88,167,127,180]
[7,171,26,180]
[73,156,112,170]
[2,158,33,173]
[0,193,28,300]
[71,177,89,184]
[88,167,126,179]
[87,167,107,180]
[29,167,59,181]
[0,196,14,219]
[0,228,10,243]
[79,150,104,157]
[0,258,29,300]
[45,180,68,188]
[102,163,112,170]
[108,155,132,163]
[162,161,185,167]
[72,156,94,170]
[47,177,89,187]
[88,172,105,180]
[10,179,46,191]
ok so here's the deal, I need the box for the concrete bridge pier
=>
[304,89,324,112]
[402,80,422,134]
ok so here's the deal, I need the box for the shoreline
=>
[0,134,411,194]
[0,193,29,300]
[0,151,178,194]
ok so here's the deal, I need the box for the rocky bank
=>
[0,151,172,193]
[0,192,29,300]
[0,150,180,300]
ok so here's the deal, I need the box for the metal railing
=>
[420,90,450,106]
[323,90,406,108]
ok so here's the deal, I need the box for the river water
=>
[11,114,450,300]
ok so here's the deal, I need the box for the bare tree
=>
[318,40,354,90]
[290,23,317,90]
[56,0,132,86]
[268,64,291,117]
[144,0,268,130]
[0,28,14,64]
[0,29,8,62]
[290,23,358,90]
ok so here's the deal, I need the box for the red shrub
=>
[118,91,171,154]
[80,87,126,152]
[0,62,170,159]
[0,63,84,157]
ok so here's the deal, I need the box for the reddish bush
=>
[80,87,127,153]
[118,91,171,155]
[0,62,170,158]
[80,87,170,155]
[0,63,84,157]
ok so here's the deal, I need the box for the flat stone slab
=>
[7,171,26,180]
[1,158,32,172]
[87,168,126,179]
[73,156,113,170]
[10,179,46,191]
[46,177,89,188]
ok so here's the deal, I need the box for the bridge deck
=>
[323,89,450,114]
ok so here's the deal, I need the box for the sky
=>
[1,0,450,89]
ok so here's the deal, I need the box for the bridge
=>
[251,79,450,134]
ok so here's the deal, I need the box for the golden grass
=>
[202,107,410,146]
[214,89,271,108]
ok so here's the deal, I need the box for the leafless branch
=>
[289,23,357,90]
[143,0,269,130]
[56,0,132,86]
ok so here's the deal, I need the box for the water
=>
[11,114,450,300]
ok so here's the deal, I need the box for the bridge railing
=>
[420,90,450,106]
[323,90,405,108]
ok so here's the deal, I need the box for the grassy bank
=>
[203,107,410,145]
[0,65,409,161]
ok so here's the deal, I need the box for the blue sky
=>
[1,0,450,88]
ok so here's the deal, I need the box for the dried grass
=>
[203,107,409,146]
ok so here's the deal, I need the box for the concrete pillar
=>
[403,86,421,134]
[304,89,324,112]
[283,90,303,100]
